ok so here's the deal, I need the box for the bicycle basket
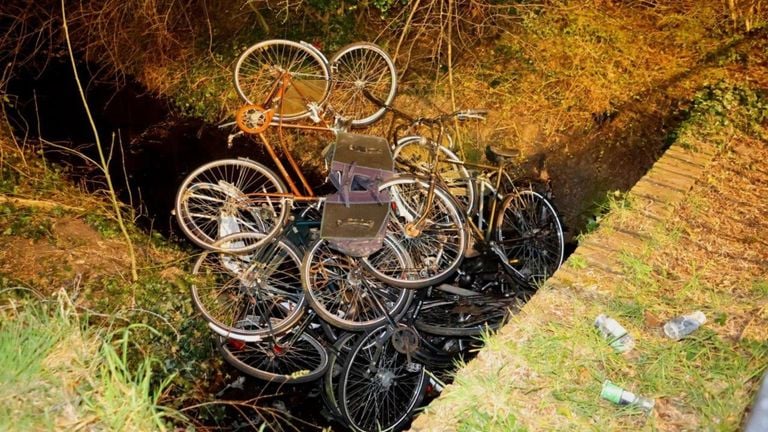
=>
[321,132,394,257]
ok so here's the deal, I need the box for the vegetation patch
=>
[0,135,223,428]
[0,293,182,430]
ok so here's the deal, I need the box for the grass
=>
[412,82,768,431]
[578,190,634,239]
[0,130,223,427]
[0,292,184,430]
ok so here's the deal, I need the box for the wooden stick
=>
[0,194,85,211]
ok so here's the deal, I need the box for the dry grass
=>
[387,2,768,234]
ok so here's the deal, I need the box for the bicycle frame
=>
[362,90,537,283]
[228,71,342,200]
[399,120,506,242]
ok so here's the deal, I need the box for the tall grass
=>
[0,291,185,431]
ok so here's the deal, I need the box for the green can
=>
[601,380,655,413]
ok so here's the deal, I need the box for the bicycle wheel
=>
[338,326,427,432]
[190,234,306,338]
[175,158,290,253]
[494,190,565,286]
[329,42,397,127]
[394,136,475,215]
[217,330,329,384]
[485,169,515,198]
[301,237,412,331]
[234,40,331,121]
[415,291,521,337]
[362,176,467,289]
[322,332,358,419]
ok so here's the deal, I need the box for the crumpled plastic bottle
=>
[663,311,706,340]
[594,314,635,353]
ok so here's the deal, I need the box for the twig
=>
[0,194,85,211]
[393,0,422,75]
[61,0,138,287]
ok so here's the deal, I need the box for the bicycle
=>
[190,201,416,383]
[234,40,397,127]
[192,206,366,384]
[175,40,398,253]
[334,282,521,432]
[357,91,565,289]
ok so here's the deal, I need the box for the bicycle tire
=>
[217,330,329,384]
[494,189,565,287]
[234,39,331,121]
[338,325,427,432]
[361,175,467,289]
[414,292,521,337]
[301,236,413,331]
[394,135,476,215]
[329,42,397,128]
[174,158,290,253]
[321,332,358,419]
[190,233,306,338]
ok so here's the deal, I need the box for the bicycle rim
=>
[415,293,521,337]
[174,158,290,253]
[494,190,565,286]
[217,330,329,383]
[190,233,306,337]
[362,176,467,289]
[322,332,358,419]
[234,39,331,121]
[338,326,427,432]
[301,237,412,331]
[329,42,397,127]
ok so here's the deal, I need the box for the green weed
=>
[0,302,63,430]
[81,325,181,431]
[457,407,524,432]
[672,81,768,151]
[567,254,588,270]
[618,252,655,288]
[84,212,122,238]
[579,190,632,237]
[0,297,186,430]
[0,204,53,240]
[751,279,768,296]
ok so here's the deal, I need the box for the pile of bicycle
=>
[173,39,565,432]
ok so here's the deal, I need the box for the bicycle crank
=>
[391,325,420,357]
[236,104,274,134]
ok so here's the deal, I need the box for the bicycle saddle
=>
[485,145,520,163]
